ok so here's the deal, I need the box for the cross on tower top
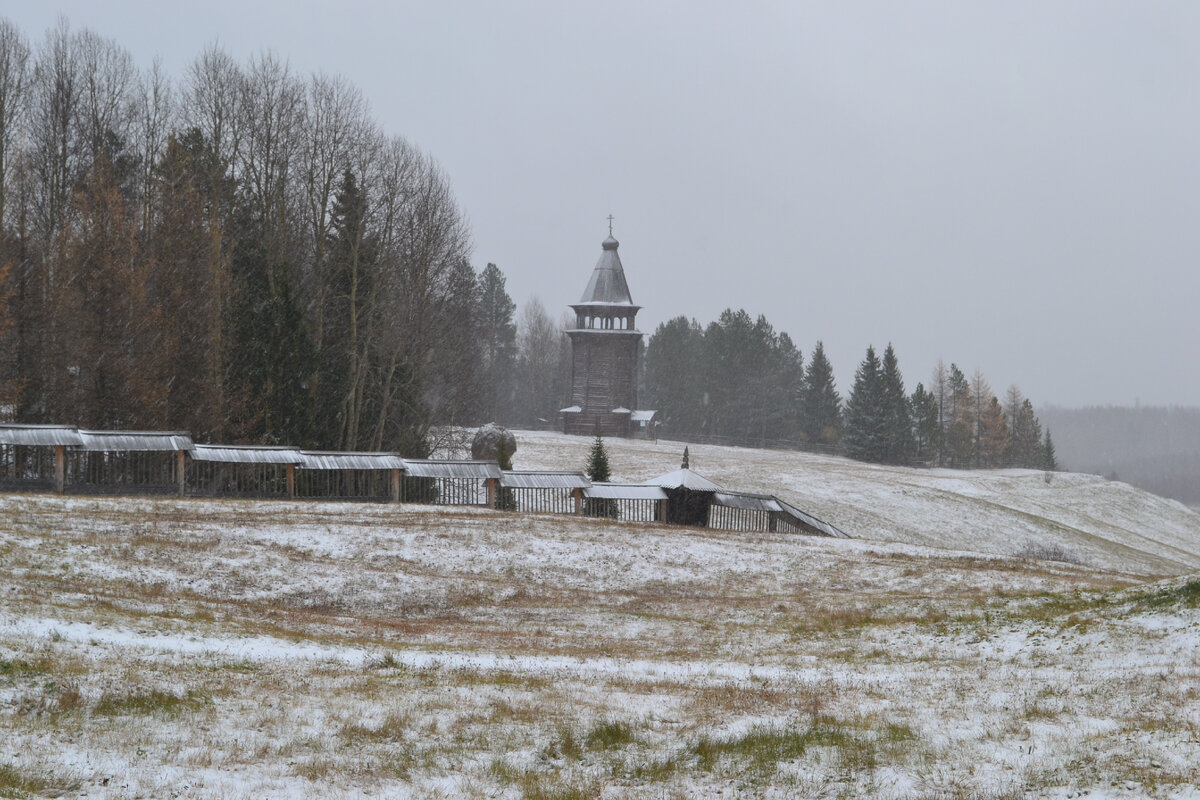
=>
[607,214,614,236]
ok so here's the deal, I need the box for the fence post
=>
[286,463,295,499]
[573,487,583,515]
[390,469,401,503]
[176,450,186,497]
[485,477,497,508]
[55,445,65,494]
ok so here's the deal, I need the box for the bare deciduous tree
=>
[0,17,30,232]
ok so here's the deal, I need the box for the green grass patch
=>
[93,688,210,717]
[692,719,880,778]
[0,762,77,799]
[0,660,42,680]
[1136,578,1200,611]
[584,720,636,750]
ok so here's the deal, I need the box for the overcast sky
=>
[7,1,1199,408]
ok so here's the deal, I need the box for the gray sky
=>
[8,1,1200,407]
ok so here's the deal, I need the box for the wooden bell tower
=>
[562,225,643,437]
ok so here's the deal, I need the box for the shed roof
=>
[584,483,668,501]
[0,424,84,447]
[189,444,304,464]
[78,430,194,452]
[500,471,591,490]
[577,235,635,306]
[775,498,851,538]
[402,460,502,480]
[630,409,658,423]
[712,490,783,513]
[644,468,724,492]
[299,451,406,471]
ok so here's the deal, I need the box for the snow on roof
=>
[559,406,582,414]
[611,407,631,414]
[500,471,591,490]
[190,444,304,464]
[712,490,782,513]
[630,410,658,423]
[0,424,85,447]
[577,235,636,305]
[402,460,502,480]
[584,483,668,501]
[775,497,851,538]
[643,468,724,492]
[298,451,406,471]
[78,430,194,452]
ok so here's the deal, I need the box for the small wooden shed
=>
[643,466,724,526]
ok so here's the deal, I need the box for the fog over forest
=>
[1039,405,1200,508]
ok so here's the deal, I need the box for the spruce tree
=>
[945,364,974,467]
[585,432,611,482]
[584,433,616,517]
[801,341,842,447]
[910,383,941,465]
[477,262,517,423]
[644,317,706,437]
[880,344,913,464]
[1043,429,1058,471]
[843,345,885,462]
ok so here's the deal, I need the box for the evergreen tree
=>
[910,383,941,465]
[477,262,517,422]
[801,340,841,447]
[584,432,617,517]
[644,316,706,437]
[585,432,611,482]
[316,169,377,449]
[1043,429,1058,471]
[843,345,885,462]
[945,363,974,468]
[227,202,317,446]
[765,330,805,443]
[879,343,913,464]
[703,309,763,440]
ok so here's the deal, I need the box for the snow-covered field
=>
[2,431,1200,798]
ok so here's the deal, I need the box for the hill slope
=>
[2,489,1199,798]
[514,430,1200,576]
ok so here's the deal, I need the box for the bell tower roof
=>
[578,233,635,306]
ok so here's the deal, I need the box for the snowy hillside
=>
[2,439,1200,798]
[514,430,1200,577]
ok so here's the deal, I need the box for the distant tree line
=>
[644,311,838,448]
[644,311,1056,471]
[0,16,567,455]
[843,349,1056,470]
[0,17,1059,469]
